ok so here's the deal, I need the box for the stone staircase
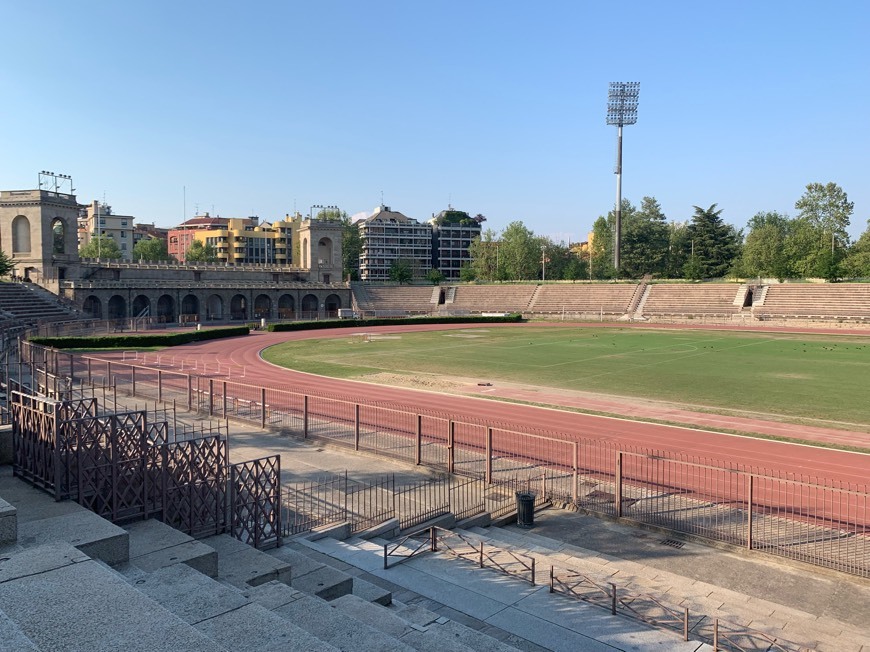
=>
[0,466,545,652]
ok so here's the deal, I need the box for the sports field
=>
[261,326,870,428]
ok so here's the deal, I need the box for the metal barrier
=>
[16,338,870,578]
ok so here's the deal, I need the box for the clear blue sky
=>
[2,1,868,242]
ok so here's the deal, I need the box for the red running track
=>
[130,321,870,488]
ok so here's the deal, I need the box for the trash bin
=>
[516,491,535,528]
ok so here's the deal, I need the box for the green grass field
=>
[261,327,870,427]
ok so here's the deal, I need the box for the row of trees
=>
[68,181,868,283]
[460,182,865,283]
[78,235,215,263]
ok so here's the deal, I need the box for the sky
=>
[2,1,868,243]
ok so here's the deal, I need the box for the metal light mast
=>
[606,82,640,271]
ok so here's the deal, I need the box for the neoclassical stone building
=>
[0,186,350,321]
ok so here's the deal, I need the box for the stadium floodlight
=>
[606,81,640,271]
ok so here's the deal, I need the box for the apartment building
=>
[428,207,482,281]
[357,205,433,281]
[78,201,136,260]
[167,213,304,265]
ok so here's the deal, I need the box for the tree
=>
[783,217,829,278]
[0,249,14,277]
[795,182,854,254]
[665,221,691,279]
[620,197,669,278]
[132,237,174,262]
[842,222,870,278]
[739,211,791,280]
[590,216,615,279]
[499,221,539,281]
[685,204,741,278]
[459,262,476,282]
[426,268,445,285]
[185,240,218,263]
[340,214,361,281]
[388,259,413,284]
[468,229,500,281]
[79,235,122,260]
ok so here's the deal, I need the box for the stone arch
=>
[12,215,31,253]
[317,237,333,265]
[230,294,247,320]
[107,295,126,320]
[83,295,102,319]
[207,294,223,320]
[157,294,175,323]
[254,294,272,319]
[132,295,151,318]
[324,293,342,316]
[277,294,295,320]
[181,294,199,321]
[301,293,319,316]
[52,218,66,255]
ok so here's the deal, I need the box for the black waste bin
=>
[516,491,535,528]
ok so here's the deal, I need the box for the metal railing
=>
[14,335,870,579]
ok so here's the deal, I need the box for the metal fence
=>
[16,338,870,578]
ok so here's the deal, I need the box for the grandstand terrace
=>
[528,283,638,316]
[0,282,76,325]
[352,284,438,315]
[640,283,746,317]
[448,284,538,313]
[755,283,870,321]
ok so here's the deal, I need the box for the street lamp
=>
[606,81,640,271]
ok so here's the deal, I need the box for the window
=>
[121,231,126,238]
[121,243,127,250]
[121,220,128,226]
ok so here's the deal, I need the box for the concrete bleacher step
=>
[0,496,16,545]
[247,576,415,652]
[269,589,416,652]
[0,608,40,652]
[334,593,522,652]
[0,470,129,565]
[125,519,218,577]
[128,562,338,652]
[268,541,354,600]
[276,538,393,604]
[298,533,706,652]
[0,541,220,652]
[201,533,291,588]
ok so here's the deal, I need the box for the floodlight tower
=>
[606,81,640,271]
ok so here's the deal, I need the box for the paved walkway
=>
[225,424,870,652]
[97,384,870,651]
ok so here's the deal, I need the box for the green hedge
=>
[29,326,250,350]
[267,314,524,333]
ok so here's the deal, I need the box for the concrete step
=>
[277,538,393,604]
[0,608,40,652]
[201,533,291,588]
[0,496,15,545]
[268,542,353,600]
[334,593,522,652]
[130,562,338,651]
[299,531,707,652]
[0,472,129,565]
[0,541,221,652]
[389,599,530,652]
[272,591,416,652]
[125,519,217,578]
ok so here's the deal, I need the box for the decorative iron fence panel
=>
[231,456,282,550]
